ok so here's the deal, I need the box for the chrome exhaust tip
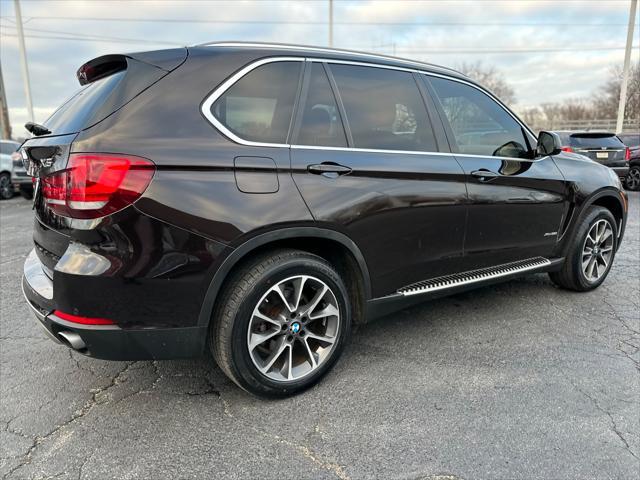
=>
[57,331,86,351]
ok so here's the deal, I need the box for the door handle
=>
[308,163,352,177]
[471,170,499,182]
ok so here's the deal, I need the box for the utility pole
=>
[0,63,12,139]
[328,0,333,47]
[14,0,35,124]
[616,0,637,133]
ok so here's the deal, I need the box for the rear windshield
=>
[42,58,168,136]
[44,71,126,135]
[569,134,625,149]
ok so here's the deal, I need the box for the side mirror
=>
[536,131,562,156]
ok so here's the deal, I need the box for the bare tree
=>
[519,106,545,131]
[457,61,516,104]
[593,63,639,122]
[457,61,638,132]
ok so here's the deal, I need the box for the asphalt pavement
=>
[1,193,638,480]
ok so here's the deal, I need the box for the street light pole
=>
[0,63,12,139]
[14,0,35,124]
[616,0,638,133]
[329,0,333,47]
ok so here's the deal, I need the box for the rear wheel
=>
[210,249,351,397]
[626,165,640,191]
[0,173,12,200]
[19,185,33,200]
[549,206,617,291]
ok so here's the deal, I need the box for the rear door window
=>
[429,76,529,158]
[329,64,437,152]
[212,61,302,144]
[296,63,347,147]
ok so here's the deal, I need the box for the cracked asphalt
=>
[1,193,638,480]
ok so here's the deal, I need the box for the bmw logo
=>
[290,322,301,334]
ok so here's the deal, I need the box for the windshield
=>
[0,141,20,155]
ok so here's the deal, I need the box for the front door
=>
[290,61,468,298]
[424,75,567,269]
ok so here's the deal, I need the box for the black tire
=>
[625,165,640,191]
[0,173,13,200]
[549,206,617,291]
[19,185,33,200]
[210,249,352,398]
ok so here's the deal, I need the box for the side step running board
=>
[397,257,552,297]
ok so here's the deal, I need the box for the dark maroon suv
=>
[21,43,628,397]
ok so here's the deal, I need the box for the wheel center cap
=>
[290,322,301,334]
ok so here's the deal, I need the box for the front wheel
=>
[626,165,640,191]
[549,206,617,291]
[210,249,351,397]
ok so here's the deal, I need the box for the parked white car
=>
[0,140,23,199]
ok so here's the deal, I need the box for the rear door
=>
[424,74,567,269]
[290,61,468,298]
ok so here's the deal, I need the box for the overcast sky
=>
[0,0,638,135]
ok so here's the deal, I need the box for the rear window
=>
[45,72,126,135]
[212,61,302,144]
[43,58,168,136]
[569,134,625,149]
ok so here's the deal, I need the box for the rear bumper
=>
[611,166,630,179]
[11,172,32,186]
[22,248,207,360]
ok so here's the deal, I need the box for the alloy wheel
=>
[0,175,12,200]
[582,219,614,282]
[626,167,640,191]
[247,275,340,382]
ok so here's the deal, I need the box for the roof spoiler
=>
[76,48,188,86]
[76,54,128,85]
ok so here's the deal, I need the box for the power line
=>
[0,23,181,46]
[1,16,629,27]
[385,46,640,54]
[1,31,637,55]
[0,32,181,46]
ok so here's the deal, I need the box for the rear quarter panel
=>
[63,48,314,328]
[72,48,314,245]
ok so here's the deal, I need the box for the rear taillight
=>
[625,147,631,161]
[41,153,155,219]
[561,146,574,153]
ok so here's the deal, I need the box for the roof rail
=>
[196,41,465,77]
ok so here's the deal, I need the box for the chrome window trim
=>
[200,56,305,148]
[201,55,538,161]
[199,42,462,75]
[291,144,548,163]
[577,148,625,152]
[291,144,447,157]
